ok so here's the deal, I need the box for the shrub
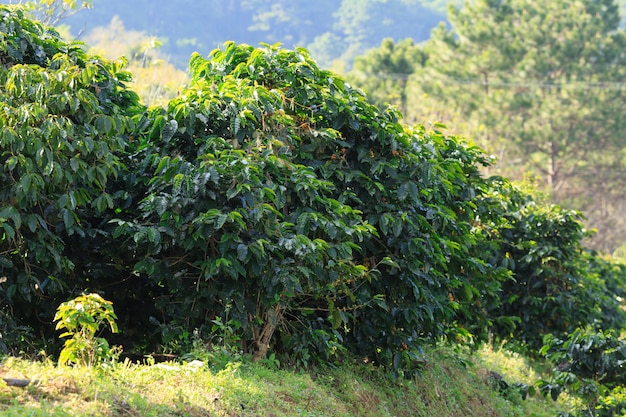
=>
[0,5,142,348]
[481,182,626,351]
[539,328,626,416]
[54,293,119,366]
[111,41,511,366]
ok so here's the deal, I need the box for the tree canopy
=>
[0,5,624,379]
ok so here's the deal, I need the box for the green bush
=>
[54,293,119,366]
[539,328,626,416]
[0,5,142,347]
[0,7,624,370]
[482,183,626,350]
[112,42,511,366]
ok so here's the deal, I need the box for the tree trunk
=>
[252,304,283,362]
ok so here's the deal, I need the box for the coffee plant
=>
[0,7,623,372]
[480,182,626,350]
[54,293,119,366]
[112,41,512,364]
[540,328,626,416]
[0,5,142,343]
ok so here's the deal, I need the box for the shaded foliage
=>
[0,5,142,348]
[540,329,626,416]
[479,182,626,350]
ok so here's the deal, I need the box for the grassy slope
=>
[0,346,567,417]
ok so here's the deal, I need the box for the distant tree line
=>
[50,0,446,70]
[347,0,626,254]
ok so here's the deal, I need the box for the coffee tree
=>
[1,7,624,368]
[0,5,142,343]
[110,41,514,365]
[478,181,626,350]
[540,328,626,416]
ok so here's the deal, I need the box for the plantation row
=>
[1,3,625,394]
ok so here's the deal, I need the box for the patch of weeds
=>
[0,344,571,417]
[476,343,569,416]
[179,325,250,372]
[477,343,543,386]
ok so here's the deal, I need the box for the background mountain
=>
[8,0,626,70]
[58,0,449,69]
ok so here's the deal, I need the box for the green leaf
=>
[393,351,403,370]
[69,157,80,172]
[237,243,248,261]
[147,227,160,245]
[5,156,18,171]
[62,209,75,232]
[95,115,113,135]
[226,186,240,200]
[162,119,178,143]
[19,174,31,194]
[0,206,21,229]
[25,214,39,232]
[58,193,69,208]
[2,223,15,240]
[215,214,228,230]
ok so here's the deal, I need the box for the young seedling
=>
[54,293,119,367]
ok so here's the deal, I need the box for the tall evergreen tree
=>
[399,0,626,252]
[348,38,425,115]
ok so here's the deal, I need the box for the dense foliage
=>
[540,329,626,416]
[0,7,624,387]
[0,5,142,351]
[480,184,626,350]
[112,41,511,365]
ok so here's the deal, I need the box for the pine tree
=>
[406,0,626,251]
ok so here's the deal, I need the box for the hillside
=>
[0,345,566,417]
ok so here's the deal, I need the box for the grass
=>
[0,345,567,417]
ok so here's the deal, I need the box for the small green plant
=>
[258,352,281,370]
[210,316,242,352]
[179,326,247,371]
[54,293,119,366]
